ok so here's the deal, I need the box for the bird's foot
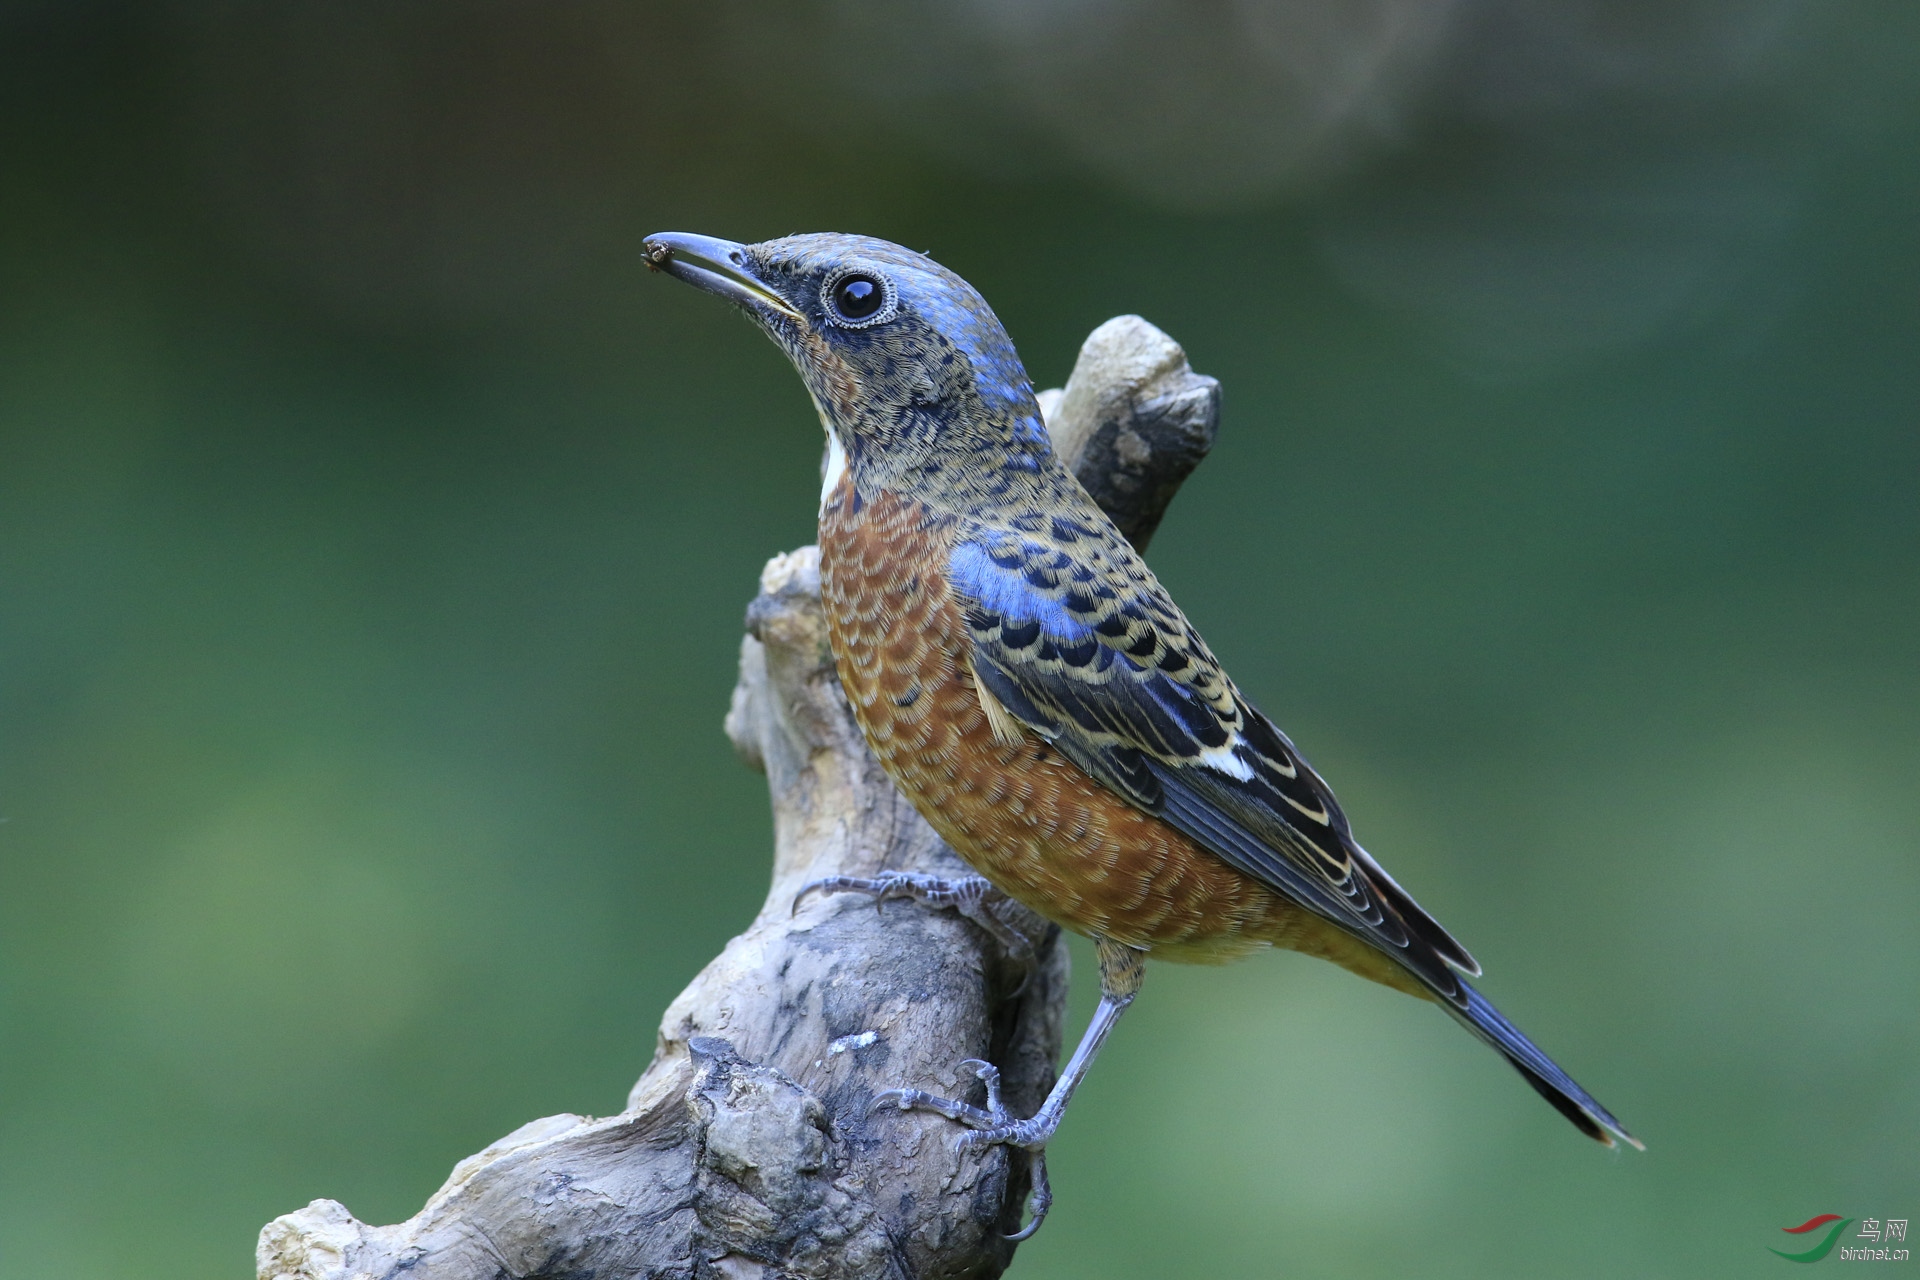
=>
[794,872,1037,965]
[869,1058,1056,1240]
[796,870,997,912]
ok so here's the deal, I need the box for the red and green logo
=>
[1771,1215,1853,1263]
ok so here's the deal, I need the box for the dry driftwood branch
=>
[257,315,1220,1280]
[1035,315,1221,553]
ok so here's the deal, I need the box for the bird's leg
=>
[794,870,1036,963]
[868,936,1146,1240]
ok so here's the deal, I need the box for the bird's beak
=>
[643,232,804,322]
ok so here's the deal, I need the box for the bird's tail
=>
[1445,981,1643,1150]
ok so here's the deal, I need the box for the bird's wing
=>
[948,528,1480,998]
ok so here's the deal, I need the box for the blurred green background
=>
[2,2,1916,1276]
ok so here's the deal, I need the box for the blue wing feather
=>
[950,533,1474,976]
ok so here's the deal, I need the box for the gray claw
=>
[867,1087,998,1130]
[791,874,875,916]
[1005,1153,1051,1241]
[956,1117,1046,1153]
[956,1058,1006,1117]
[788,873,1039,966]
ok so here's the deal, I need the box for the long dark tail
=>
[1447,982,1643,1150]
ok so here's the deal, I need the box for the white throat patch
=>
[820,430,848,512]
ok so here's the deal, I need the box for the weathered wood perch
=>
[257,315,1220,1280]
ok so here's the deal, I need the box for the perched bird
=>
[646,230,1639,1235]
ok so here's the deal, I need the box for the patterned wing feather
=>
[950,527,1482,998]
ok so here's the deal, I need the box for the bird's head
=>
[644,231,1053,498]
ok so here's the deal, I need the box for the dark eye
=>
[833,275,881,319]
[826,271,892,326]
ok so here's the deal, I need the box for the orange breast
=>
[819,484,1313,963]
